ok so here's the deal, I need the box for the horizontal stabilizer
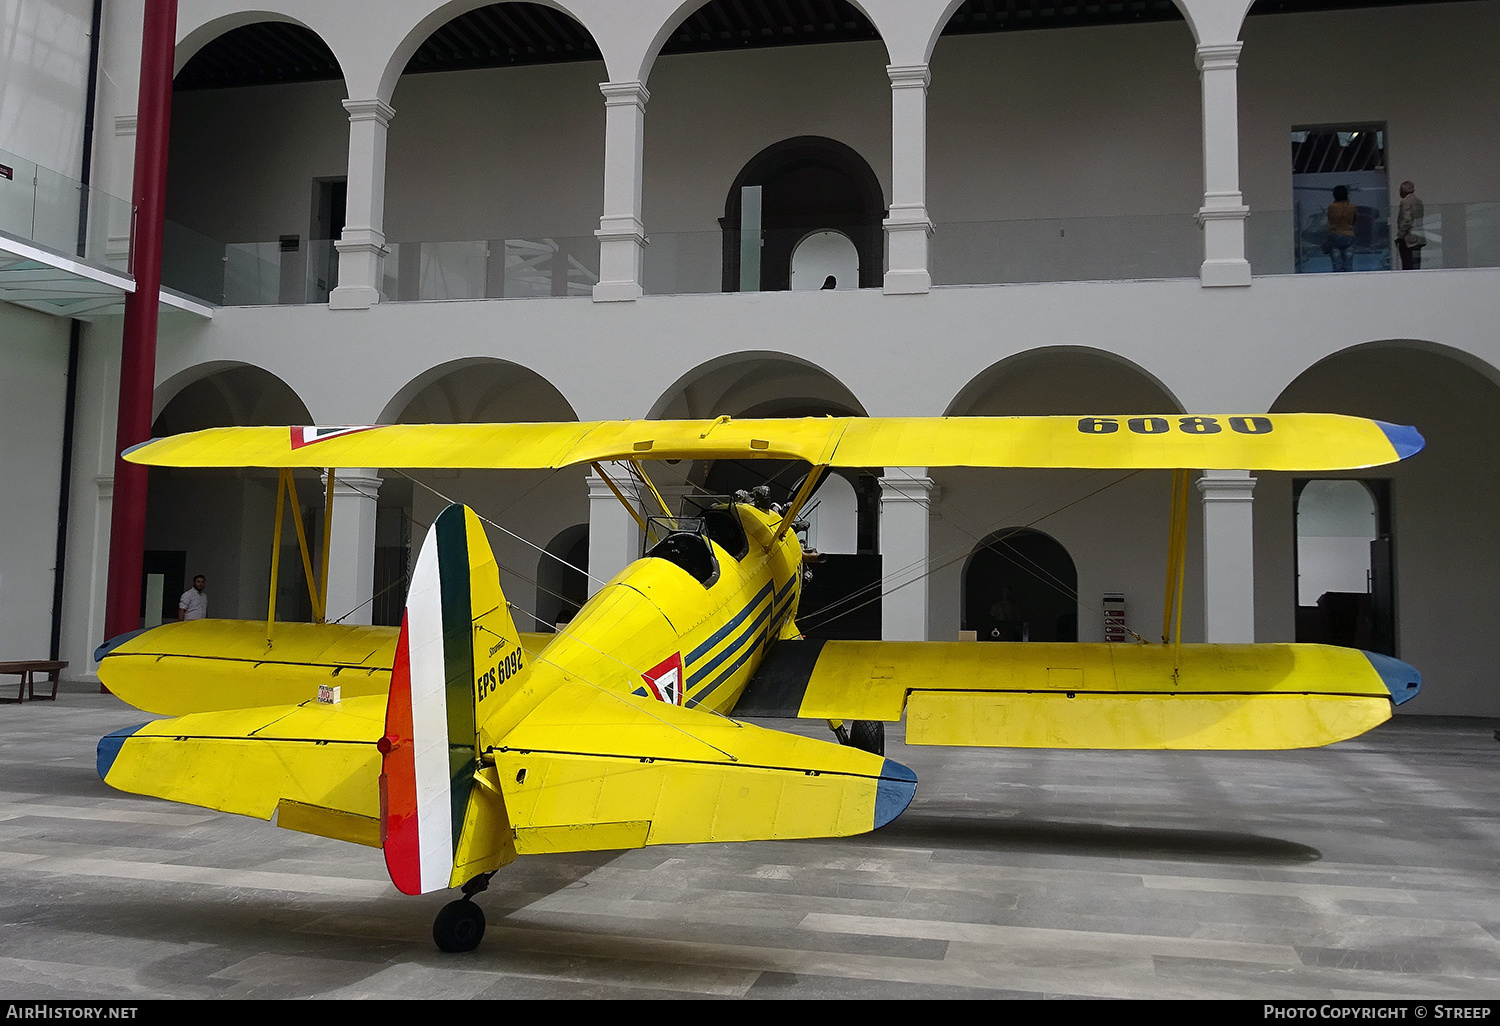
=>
[489,679,916,850]
[97,696,385,844]
[735,641,1418,750]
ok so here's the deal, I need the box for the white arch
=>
[174,8,351,94]
[631,0,897,86]
[1271,338,1500,413]
[151,360,312,424]
[378,356,580,425]
[945,345,1186,418]
[646,350,868,421]
[373,0,603,104]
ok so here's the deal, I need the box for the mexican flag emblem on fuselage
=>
[642,653,685,705]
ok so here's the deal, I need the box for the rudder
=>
[381,503,527,895]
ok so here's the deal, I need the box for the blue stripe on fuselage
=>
[687,595,773,694]
[685,582,774,666]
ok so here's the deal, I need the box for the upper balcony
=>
[154,0,1500,308]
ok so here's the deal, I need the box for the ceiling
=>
[173,1,1473,90]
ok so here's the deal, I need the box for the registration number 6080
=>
[1076,416,1273,435]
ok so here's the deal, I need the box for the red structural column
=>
[104,0,178,641]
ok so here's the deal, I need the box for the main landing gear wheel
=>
[832,719,885,756]
[849,719,884,756]
[433,898,486,953]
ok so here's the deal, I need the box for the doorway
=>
[309,176,346,302]
[721,136,885,292]
[1291,124,1390,273]
[1293,478,1395,655]
[962,528,1078,642]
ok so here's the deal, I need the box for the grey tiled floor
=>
[3,684,1499,998]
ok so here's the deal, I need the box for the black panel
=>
[732,638,827,716]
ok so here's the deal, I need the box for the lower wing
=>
[95,619,553,716]
[733,640,1421,750]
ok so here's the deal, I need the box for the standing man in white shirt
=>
[178,575,208,621]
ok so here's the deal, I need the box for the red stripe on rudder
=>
[382,612,422,895]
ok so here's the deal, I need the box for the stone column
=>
[587,464,641,595]
[879,469,938,640]
[330,98,394,310]
[884,64,934,295]
[323,469,382,625]
[1195,43,1251,287]
[657,481,699,520]
[594,81,649,302]
[1198,469,1256,643]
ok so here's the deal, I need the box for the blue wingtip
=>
[1363,650,1422,706]
[873,758,918,829]
[94,628,150,664]
[1376,421,1425,461]
[96,723,148,780]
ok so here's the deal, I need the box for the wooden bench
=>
[0,661,67,703]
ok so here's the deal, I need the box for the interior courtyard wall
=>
[641,41,893,236]
[408,467,590,629]
[926,20,1202,226]
[58,323,121,675]
[0,0,94,176]
[0,304,70,658]
[1264,344,1500,718]
[1239,2,1500,272]
[929,468,1202,645]
[384,61,606,243]
[166,79,350,245]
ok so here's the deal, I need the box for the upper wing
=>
[122,414,1422,472]
[733,640,1422,750]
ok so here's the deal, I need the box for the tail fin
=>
[381,503,526,895]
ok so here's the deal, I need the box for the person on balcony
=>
[1327,186,1357,272]
[1396,181,1426,270]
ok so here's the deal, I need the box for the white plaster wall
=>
[928,21,1202,223]
[386,62,606,242]
[0,0,94,175]
[0,304,69,659]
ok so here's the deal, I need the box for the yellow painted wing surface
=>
[734,641,1420,750]
[97,697,386,847]
[123,414,1422,472]
[97,619,555,716]
[483,678,916,854]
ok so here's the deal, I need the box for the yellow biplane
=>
[94,414,1424,952]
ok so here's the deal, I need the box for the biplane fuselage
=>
[525,503,803,721]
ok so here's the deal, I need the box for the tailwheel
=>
[433,898,486,953]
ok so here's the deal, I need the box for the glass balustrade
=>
[1251,203,1500,274]
[931,214,1202,285]
[0,146,133,272]
[383,237,599,301]
[153,203,1500,309]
